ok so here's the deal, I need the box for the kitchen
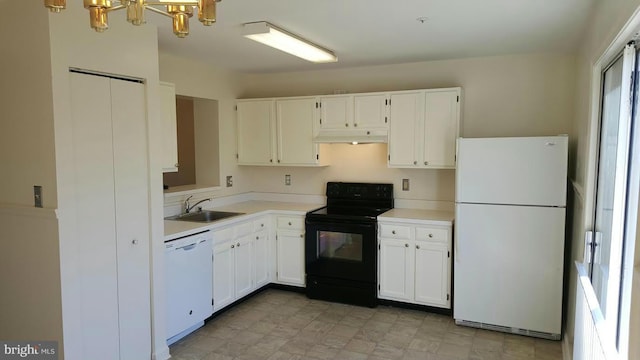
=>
[2,1,640,360]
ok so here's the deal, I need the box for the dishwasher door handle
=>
[178,243,197,251]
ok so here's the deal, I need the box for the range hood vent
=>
[313,129,388,144]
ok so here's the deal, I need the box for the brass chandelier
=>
[44,0,221,38]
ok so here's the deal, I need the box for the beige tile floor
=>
[169,289,563,360]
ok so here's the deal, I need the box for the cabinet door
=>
[276,98,318,165]
[388,92,424,167]
[276,230,305,286]
[234,235,254,299]
[319,95,352,130]
[254,229,270,288]
[378,238,413,302]
[160,82,178,172]
[423,90,460,168]
[237,100,275,165]
[414,242,450,308]
[213,241,235,312]
[354,93,388,129]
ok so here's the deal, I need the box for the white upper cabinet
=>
[160,82,178,173]
[423,89,461,168]
[237,100,276,165]
[318,95,353,130]
[388,88,461,169]
[237,87,459,165]
[388,91,424,167]
[276,97,323,165]
[353,93,389,129]
[315,93,390,143]
[237,98,328,166]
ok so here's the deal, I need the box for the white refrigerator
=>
[454,136,568,340]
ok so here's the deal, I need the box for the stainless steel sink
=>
[166,210,244,223]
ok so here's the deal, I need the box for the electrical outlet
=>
[226,176,233,187]
[285,174,291,186]
[34,185,43,208]
[402,179,410,191]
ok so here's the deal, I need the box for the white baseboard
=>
[562,334,572,360]
[153,346,171,360]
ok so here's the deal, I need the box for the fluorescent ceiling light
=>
[243,22,337,63]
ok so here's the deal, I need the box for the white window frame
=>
[584,9,640,358]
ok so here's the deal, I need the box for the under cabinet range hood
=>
[312,129,388,144]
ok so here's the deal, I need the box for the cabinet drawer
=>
[253,218,269,232]
[235,221,253,237]
[212,227,234,244]
[415,227,448,243]
[277,216,304,230]
[379,224,411,239]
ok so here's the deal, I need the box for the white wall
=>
[0,2,57,208]
[567,0,640,355]
[46,2,168,359]
[235,53,576,204]
[159,53,243,202]
[0,2,64,356]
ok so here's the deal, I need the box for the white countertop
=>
[378,208,454,226]
[164,201,323,240]
[165,201,455,240]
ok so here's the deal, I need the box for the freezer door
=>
[456,136,568,207]
[453,203,565,335]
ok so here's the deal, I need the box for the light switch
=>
[34,186,43,208]
[285,175,291,186]
[402,179,409,191]
[226,176,233,187]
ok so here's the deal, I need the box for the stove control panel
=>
[326,182,393,200]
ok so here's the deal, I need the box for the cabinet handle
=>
[413,161,417,165]
[429,233,433,238]
[270,159,273,163]
[424,161,428,165]
[174,163,179,168]
[237,242,240,247]
[416,245,420,249]
[256,236,259,240]
[300,234,303,238]
[231,244,235,249]
[277,159,280,163]
[345,123,349,127]
[392,230,396,235]
[354,123,358,127]
[367,131,370,135]
[132,239,138,245]
[288,222,292,226]
[405,243,409,247]
[261,223,264,227]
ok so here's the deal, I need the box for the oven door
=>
[305,218,377,283]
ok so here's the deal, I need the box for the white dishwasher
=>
[165,230,213,345]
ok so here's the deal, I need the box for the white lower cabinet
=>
[378,221,452,309]
[212,228,235,312]
[212,216,272,313]
[253,218,270,288]
[275,215,306,286]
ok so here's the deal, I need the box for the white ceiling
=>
[151,0,595,74]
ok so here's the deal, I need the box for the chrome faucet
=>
[184,195,212,214]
